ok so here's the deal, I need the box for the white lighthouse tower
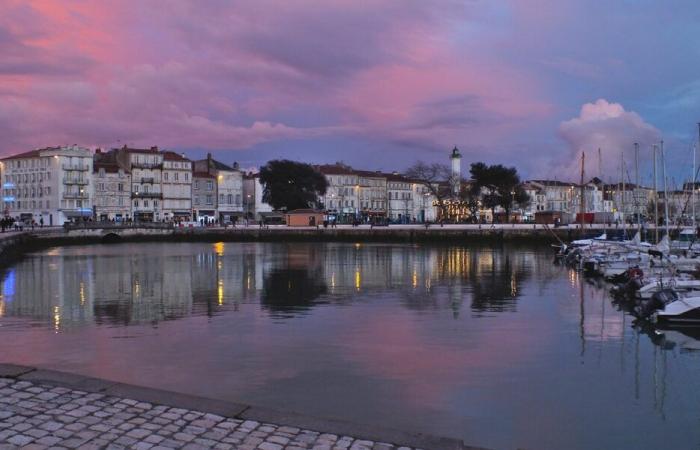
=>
[450,146,462,198]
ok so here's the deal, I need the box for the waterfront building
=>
[193,153,244,223]
[93,150,131,221]
[357,170,387,220]
[1,145,93,225]
[242,172,276,222]
[192,172,217,222]
[601,183,654,219]
[386,172,414,222]
[411,183,438,222]
[316,164,360,223]
[520,182,546,221]
[161,151,193,222]
[527,180,577,214]
[114,146,164,222]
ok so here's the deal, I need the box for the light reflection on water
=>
[0,242,699,450]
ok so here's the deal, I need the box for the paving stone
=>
[259,442,283,450]
[0,378,421,450]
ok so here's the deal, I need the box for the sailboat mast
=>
[653,144,659,243]
[580,152,586,232]
[635,142,640,233]
[661,140,670,237]
[621,151,626,233]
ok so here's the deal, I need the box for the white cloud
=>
[557,99,660,181]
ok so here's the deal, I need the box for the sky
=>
[2,0,700,183]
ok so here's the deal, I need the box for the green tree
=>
[470,162,530,223]
[259,160,328,211]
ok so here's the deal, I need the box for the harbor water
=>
[0,242,699,450]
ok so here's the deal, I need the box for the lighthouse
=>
[450,146,461,198]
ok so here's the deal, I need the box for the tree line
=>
[258,159,529,222]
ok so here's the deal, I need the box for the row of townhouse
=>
[315,164,438,223]
[519,179,656,220]
[1,146,247,225]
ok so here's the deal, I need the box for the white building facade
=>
[317,165,360,223]
[162,152,193,222]
[386,173,414,222]
[242,173,274,221]
[1,146,94,225]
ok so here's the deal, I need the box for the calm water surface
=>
[0,242,699,450]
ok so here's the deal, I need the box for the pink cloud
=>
[0,0,550,162]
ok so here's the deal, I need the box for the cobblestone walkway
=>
[0,378,418,450]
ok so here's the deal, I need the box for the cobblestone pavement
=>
[0,378,418,450]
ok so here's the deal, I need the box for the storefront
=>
[134,211,154,222]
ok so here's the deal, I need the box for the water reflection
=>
[2,243,700,450]
[0,243,542,328]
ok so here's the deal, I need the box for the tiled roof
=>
[162,151,191,162]
[0,147,64,160]
[287,208,323,214]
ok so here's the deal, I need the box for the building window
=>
[220,194,225,203]
[164,172,169,181]
[144,200,149,207]
[174,173,178,181]
[206,195,213,205]
[194,180,199,190]
[185,173,189,181]
[154,200,158,207]
[207,181,213,191]
[134,200,139,207]
[228,194,232,204]
[118,183,123,192]
[194,196,200,205]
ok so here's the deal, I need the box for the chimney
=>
[151,146,158,151]
[233,162,239,169]
[95,148,102,154]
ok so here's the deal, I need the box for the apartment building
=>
[162,151,193,221]
[386,173,414,222]
[193,154,244,223]
[114,146,164,222]
[357,170,387,219]
[1,145,93,225]
[316,164,359,223]
[192,172,217,222]
[93,150,131,221]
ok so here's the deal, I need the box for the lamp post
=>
[510,190,515,223]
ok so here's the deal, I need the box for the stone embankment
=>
[0,223,653,262]
[0,364,473,450]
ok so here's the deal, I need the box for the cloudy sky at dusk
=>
[2,0,700,181]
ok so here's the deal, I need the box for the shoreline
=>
[0,224,660,269]
[0,363,476,450]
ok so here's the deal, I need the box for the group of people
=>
[0,216,45,232]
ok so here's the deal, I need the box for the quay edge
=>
[0,363,480,450]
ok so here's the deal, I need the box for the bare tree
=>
[405,162,451,220]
